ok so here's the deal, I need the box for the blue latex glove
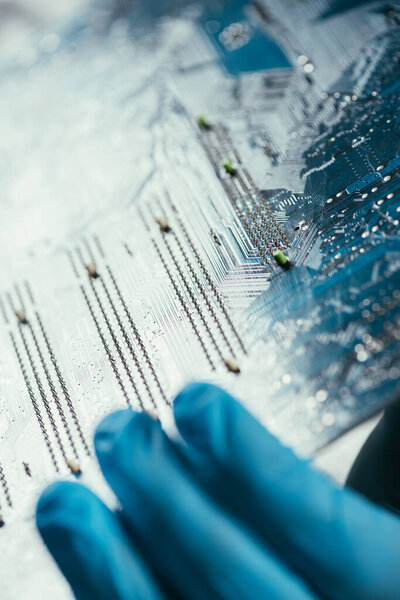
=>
[37,383,400,599]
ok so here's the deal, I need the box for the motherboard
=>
[0,0,399,597]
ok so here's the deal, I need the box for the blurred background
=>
[0,1,89,60]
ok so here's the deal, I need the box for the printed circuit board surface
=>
[0,1,399,597]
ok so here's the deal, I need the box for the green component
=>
[273,250,290,268]
[197,115,211,130]
[222,159,236,175]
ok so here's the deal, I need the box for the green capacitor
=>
[197,115,211,130]
[222,159,236,175]
[273,249,290,268]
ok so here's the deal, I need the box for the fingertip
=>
[36,481,82,532]
[95,409,134,439]
[94,409,135,458]
[94,408,160,479]
[36,479,165,600]
[36,481,105,567]
[174,381,215,406]
[174,383,236,428]
[37,481,64,515]
[174,382,231,416]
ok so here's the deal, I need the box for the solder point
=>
[15,309,27,324]
[273,250,290,269]
[224,357,240,374]
[85,263,99,278]
[156,216,170,233]
[67,460,81,476]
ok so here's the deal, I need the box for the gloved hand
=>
[36,383,400,599]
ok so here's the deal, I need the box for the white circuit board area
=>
[0,1,399,597]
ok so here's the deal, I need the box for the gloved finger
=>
[174,383,400,600]
[95,410,318,600]
[37,481,166,600]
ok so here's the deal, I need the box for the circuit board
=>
[0,0,400,597]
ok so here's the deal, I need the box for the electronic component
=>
[85,263,99,278]
[197,115,211,130]
[222,159,237,175]
[66,460,81,476]
[15,309,27,324]
[224,357,241,374]
[156,216,170,233]
[273,250,290,268]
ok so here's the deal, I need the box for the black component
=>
[346,400,400,514]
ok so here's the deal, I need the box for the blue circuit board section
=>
[246,19,400,442]
[201,0,291,75]
[321,0,378,17]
